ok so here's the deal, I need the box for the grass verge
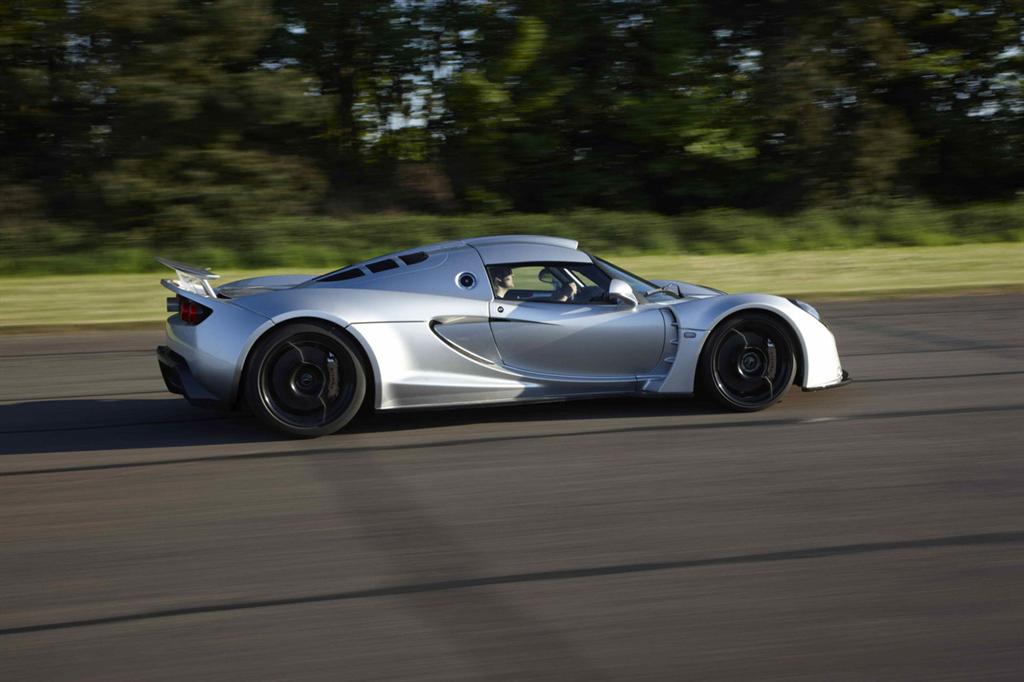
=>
[1,243,1021,332]
[5,201,1022,275]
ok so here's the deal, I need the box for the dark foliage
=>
[0,1,1021,233]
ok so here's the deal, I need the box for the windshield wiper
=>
[642,286,683,299]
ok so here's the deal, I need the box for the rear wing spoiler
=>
[156,257,220,298]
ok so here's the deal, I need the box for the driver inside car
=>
[491,266,578,302]
[490,266,516,299]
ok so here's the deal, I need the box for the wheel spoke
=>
[719,333,746,358]
[728,328,750,347]
[318,394,329,423]
[287,341,306,363]
[301,344,328,369]
[270,346,302,393]
[279,345,304,367]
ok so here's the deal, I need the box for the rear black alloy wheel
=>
[245,322,366,437]
[699,312,797,411]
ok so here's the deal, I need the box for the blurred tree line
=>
[1,0,1021,235]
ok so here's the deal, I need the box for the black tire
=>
[699,312,798,412]
[244,322,367,437]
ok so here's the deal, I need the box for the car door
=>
[488,264,667,378]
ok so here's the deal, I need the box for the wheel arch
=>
[234,316,380,412]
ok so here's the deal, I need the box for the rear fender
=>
[162,281,275,404]
[235,314,382,411]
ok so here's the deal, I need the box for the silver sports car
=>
[157,235,848,437]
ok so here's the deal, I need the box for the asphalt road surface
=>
[1,295,1022,681]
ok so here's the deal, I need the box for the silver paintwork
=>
[489,299,664,377]
[473,241,590,266]
[218,274,312,298]
[159,235,846,412]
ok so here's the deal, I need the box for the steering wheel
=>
[561,282,578,302]
[572,285,603,304]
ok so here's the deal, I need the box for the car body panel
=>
[430,316,502,365]
[489,299,666,378]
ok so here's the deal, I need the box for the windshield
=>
[590,255,677,300]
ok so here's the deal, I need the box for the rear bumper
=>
[802,369,851,392]
[157,345,229,409]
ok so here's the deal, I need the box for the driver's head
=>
[491,266,513,288]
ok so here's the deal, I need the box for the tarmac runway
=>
[1,294,1022,680]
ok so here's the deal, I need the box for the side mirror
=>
[608,278,638,307]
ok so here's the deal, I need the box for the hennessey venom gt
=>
[157,235,848,437]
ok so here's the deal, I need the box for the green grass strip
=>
[1,243,1021,332]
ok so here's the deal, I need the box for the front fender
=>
[654,294,843,394]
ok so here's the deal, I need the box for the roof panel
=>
[472,242,590,265]
[465,235,578,250]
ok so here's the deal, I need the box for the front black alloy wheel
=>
[699,312,797,411]
[244,322,366,437]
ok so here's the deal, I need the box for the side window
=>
[510,266,560,294]
[568,267,601,288]
[487,264,557,301]
[487,263,614,304]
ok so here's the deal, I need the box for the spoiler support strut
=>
[156,257,220,298]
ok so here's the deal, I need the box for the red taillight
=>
[177,295,212,325]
